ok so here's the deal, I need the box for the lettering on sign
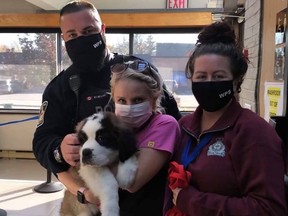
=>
[166,0,188,9]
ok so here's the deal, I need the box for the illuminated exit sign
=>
[166,0,188,8]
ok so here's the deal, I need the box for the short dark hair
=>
[60,0,97,17]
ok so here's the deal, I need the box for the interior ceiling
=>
[0,0,243,14]
[25,0,67,10]
[0,0,110,13]
[25,0,103,11]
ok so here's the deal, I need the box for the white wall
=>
[0,114,38,152]
[239,0,261,112]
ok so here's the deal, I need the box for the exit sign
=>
[167,0,188,9]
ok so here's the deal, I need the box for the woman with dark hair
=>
[165,22,287,216]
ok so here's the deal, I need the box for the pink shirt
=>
[136,114,180,155]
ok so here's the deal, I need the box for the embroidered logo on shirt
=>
[86,93,110,101]
[207,139,225,157]
[147,141,155,148]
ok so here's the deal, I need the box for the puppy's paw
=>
[116,155,138,189]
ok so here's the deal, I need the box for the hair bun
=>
[197,22,236,45]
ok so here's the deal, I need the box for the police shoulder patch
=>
[37,101,48,128]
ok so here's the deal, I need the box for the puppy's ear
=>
[103,112,138,162]
[118,128,138,162]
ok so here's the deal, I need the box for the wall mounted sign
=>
[166,0,188,9]
[264,82,284,121]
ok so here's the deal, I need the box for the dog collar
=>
[77,187,87,204]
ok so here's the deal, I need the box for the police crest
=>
[207,139,225,157]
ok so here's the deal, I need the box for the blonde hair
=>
[111,67,164,112]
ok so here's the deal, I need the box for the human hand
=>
[84,189,101,207]
[172,187,182,205]
[60,133,80,166]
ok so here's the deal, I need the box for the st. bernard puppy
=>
[60,112,138,216]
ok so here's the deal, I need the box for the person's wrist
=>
[85,189,96,204]
[84,190,100,207]
[77,187,87,204]
[83,189,91,203]
[53,145,64,163]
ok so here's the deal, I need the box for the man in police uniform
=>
[33,0,181,208]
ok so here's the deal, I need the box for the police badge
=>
[207,138,225,157]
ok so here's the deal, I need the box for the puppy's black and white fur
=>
[60,112,138,216]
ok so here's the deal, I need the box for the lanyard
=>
[181,133,212,169]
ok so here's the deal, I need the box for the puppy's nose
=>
[82,148,93,164]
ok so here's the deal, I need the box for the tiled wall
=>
[240,0,261,112]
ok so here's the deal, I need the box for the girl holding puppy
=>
[110,59,180,216]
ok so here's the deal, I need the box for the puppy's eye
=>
[78,131,87,145]
[96,134,104,144]
[96,130,108,145]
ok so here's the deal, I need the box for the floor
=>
[0,158,65,216]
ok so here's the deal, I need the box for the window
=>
[0,30,198,112]
[106,32,199,112]
[106,34,129,54]
[0,33,58,110]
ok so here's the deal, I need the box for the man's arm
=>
[32,75,74,174]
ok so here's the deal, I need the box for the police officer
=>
[33,0,181,207]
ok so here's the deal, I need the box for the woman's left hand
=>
[172,187,182,205]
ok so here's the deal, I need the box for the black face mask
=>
[65,33,106,72]
[192,80,234,112]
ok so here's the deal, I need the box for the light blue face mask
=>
[115,101,152,128]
